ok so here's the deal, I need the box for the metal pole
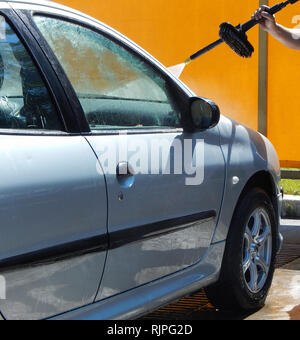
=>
[258,0,269,136]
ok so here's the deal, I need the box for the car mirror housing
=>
[188,97,220,132]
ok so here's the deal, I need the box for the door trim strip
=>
[0,210,216,272]
[109,210,216,250]
[0,234,108,272]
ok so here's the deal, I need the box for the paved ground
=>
[246,219,300,320]
[246,258,300,320]
[145,219,300,320]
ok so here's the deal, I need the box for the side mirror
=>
[189,97,220,131]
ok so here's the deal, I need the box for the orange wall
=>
[57,0,260,131]
[55,1,300,166]
[267,0,300,167]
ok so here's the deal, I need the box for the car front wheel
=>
[205,187,278,311]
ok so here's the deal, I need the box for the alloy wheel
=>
[242,208,272,294]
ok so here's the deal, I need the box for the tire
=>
[205,187,278,311]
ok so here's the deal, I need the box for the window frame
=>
[18,9,190,136]
[0,8,82,136]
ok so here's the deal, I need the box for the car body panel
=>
[51,241,225,320]
[1,252,106,320]
[0,135,108,257]
[0,135,108,319]
[212,115,281,243]
[86,128,225,300]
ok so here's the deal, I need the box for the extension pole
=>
[184,0,299,64]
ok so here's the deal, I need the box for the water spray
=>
[168,0,299,78]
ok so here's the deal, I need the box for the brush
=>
[168,0,299,78]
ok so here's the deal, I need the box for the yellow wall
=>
[57,0,260,131]
[268,0,300,167]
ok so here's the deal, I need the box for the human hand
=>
[252,5,278,33]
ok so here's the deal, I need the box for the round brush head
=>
[219,22,254,58]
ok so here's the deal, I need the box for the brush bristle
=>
[219,23,254,58]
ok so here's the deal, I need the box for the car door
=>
[0,9,108,319]
[31,12,226,301]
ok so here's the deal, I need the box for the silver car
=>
[0,0,282,320]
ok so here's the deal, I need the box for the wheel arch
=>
[227,170,280,245]
[213,169,280,244]
[238,170,277,203]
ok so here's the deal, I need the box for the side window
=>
[0,16,63,131]
[34,16,181,130]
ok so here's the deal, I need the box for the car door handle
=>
[116,162,135,178]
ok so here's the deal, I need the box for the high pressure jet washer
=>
[187,0,299,62]
[169,0,299,77]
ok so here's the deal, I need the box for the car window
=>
[0,16,63,131]
[34,16,181,131]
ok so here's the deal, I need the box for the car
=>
[0,0,283,320]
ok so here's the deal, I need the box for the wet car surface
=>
[0,0,285,320]
[144,220,300,320]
